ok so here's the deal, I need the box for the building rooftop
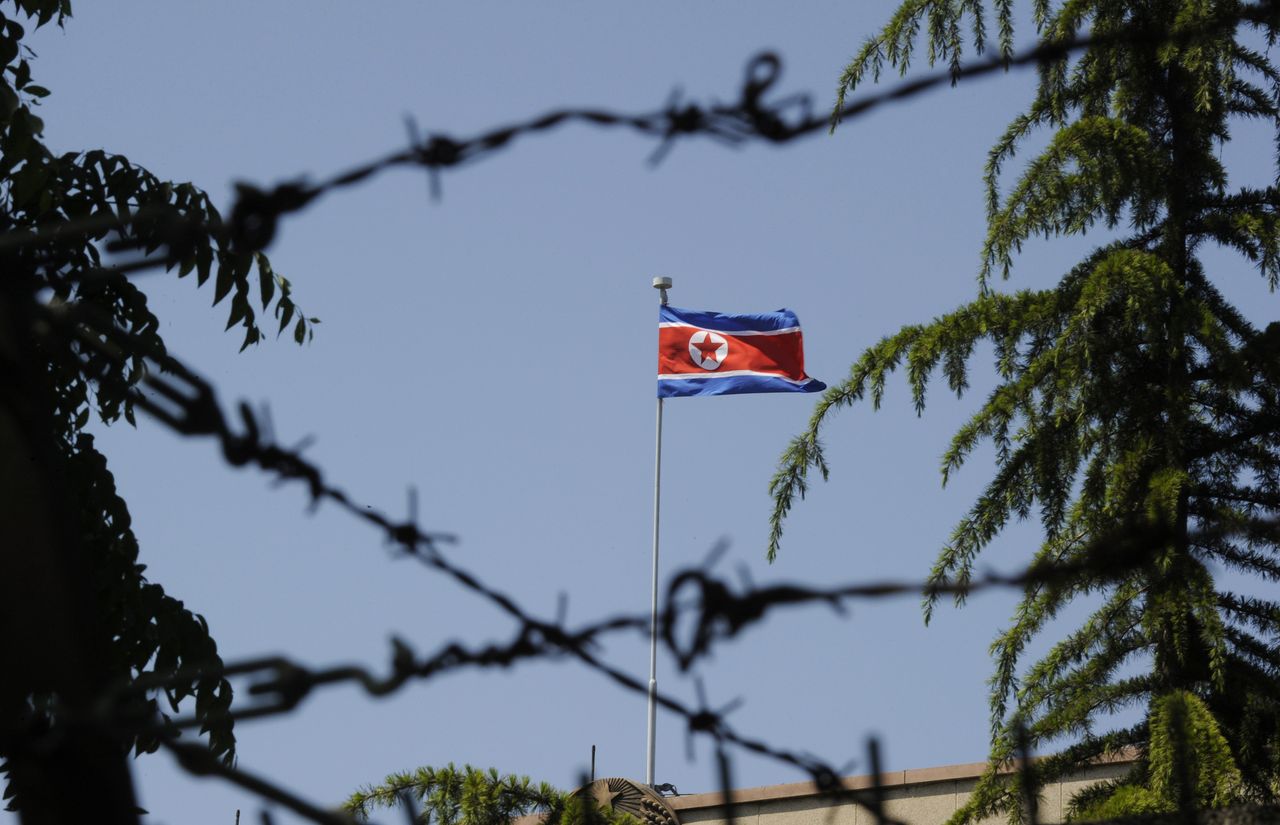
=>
[662,751,1138,825]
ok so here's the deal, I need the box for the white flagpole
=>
[647,276,671,786]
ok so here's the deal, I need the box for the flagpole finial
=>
[652,276,672,306]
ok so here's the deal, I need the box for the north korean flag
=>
[657,305,826,398]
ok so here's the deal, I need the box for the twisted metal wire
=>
[2,0,1274,269]
[14,4,1280,819]
[28,299,1200,825]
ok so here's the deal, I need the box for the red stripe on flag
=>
[658,326,809,379]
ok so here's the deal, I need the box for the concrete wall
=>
[667,759,1134,825]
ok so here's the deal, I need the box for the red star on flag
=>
[693,334,723,365]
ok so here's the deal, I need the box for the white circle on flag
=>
[688,331,728,370]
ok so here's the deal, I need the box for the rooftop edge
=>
[665,748,1139,811]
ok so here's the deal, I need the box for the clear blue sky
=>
[13,3,1279,824]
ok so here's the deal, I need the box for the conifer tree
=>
[344,764,638,825]
[768,0,1280,819]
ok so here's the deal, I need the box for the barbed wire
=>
[163,738,358,825]
[34,298,1172,683]
[36,300,457,553]
[10,5,1280,822]
[22,297,1222,825]
[95,548,1137,737]
[2,0,1276,272]
[154,0,1280,258]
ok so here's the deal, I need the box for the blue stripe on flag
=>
[658,374,826,398]
[659,305,800,334]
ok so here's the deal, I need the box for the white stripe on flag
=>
[657,370,811,384]
[658,322,801,336]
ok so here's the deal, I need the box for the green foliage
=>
[553,793,641,825]
[346,764,562,825]
[69,432,235,759]
[1,0,313,808]
[1147,691,1241,808]
[344,764,640,825]
[1070,691,1242,819]
[770,0,1280,821]
[1071,783,1169,821]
